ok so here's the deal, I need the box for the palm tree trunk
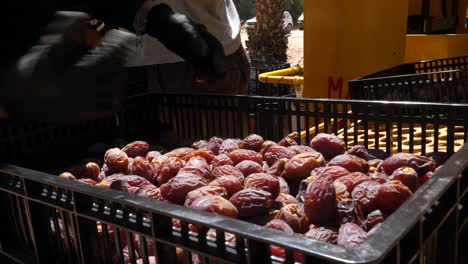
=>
[246,0,288,64]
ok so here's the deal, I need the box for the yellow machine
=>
[260,0,468,99]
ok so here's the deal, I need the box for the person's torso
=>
[127,0,241,67]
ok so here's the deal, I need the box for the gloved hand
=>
[1,11,135,122]
[145,4,226,79]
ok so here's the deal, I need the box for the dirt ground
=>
[240,29,304,66]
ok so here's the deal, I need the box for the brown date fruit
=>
[282,152,326,181]
[209,176,243,198]
[389,166,419,192]
[304,225,338,244]
[276,193,299,206]
[189,195,239,218]
[229,188,273,217]
[77,178,96,185]
[264,219,294,234]
[419,171,433,184]
[192,140,208,150]
[136,185,165,201]
[310,133,345,160]
[368,159,383,172]
[130,156,155,182]
[81,162,100,182]
[328,154,369,173]
[160,174,207,204]
[164,147,194,158]
[334,181,350,201]
[98,174,151,189]
[369,172,389,184]
[146,151,162,162]
[104,148,129,173]
[58,172,76,180]
[346,145,370,161]
[178,167,213,182]
[381,153,435,176]
[337,199,366,229]
[184,185,228,207]
[288,145,317,155]
[156,157,184,185]
[337,223,367,248]
[229,149,262,165]
[240,134,264,152]
[235,160,263,177]
[335,172,370,193]
[185,156,210,170]
[184,149,215,163]
[278,132,299,147]
[304,176,337,226]
[211,154,234,167]
[218,139,241,155]
[211,165,244,182]
[263,145,296,166]
[278,177,290,194]
[151,155,169,169]
[351,181,382,215]
[376,180,412,213]
[121,141,150,158]
[267,158,288,177]
[296,176,318,204]
[207,137,224,155]
[275,204,309,233]
[244,173,280,199]
[260,140,277,156]
[247,210,279,226]
[365,210,385,230]
[311,166,350,180]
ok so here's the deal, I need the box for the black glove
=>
[1,11,135,122]
[145,4,226,79]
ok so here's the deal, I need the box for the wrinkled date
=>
[288,145,316,155]
[351,181,382,216]
[260,140,278,156]
[130,157,155,182]
[376,180,412,213]
[184,185,228,207]
[310,166,350,180]
[229,188,273,217]
[184,149,215,163]
[275,204,309,233]
[229,149,263,165]
[146,151,162,162]
[267,158,288,177]
[304,176,337,226]
[164,147,194,158]
[211,154,234,167]
[160,174,207,204]
[276,193,299,206]
[368,159,383,172]
[365,210,385,230]
[121,141,150,158]
[304,225,338,244]
[98,174,151,189]
[136,185,165,201]
[244,173,280,199]
[310,133,345,160]
[337,223,367,248]
[189,195,239,218]
[334,181,350,201]
[207,137,224,155]
[278,132,299,147]
[58,172,77,180]
[191,140,208,150]
[104,148,129,173]
[156,157,184,185]
[185,156,210,170]
[235,160,263,177]
[265,219,294,234]
[346,145,370,161]
[328,154,369,173]
[335,172,370,193]
[77,178,97,185]
[389,167,419,192]
[278,177,290,194]
[282,152,326,181]
[211,165,244,182]
[263,145,296,166]
[381,153,436,176]
[209,176,243,198]
[337,199,366,229]
[219,139,241,156]
[240,134,264,152]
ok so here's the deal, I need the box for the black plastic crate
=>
[1,93,468,264]
[349,56,468,103]
[249,60,294,96]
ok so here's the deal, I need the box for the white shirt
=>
[126,0,241,67]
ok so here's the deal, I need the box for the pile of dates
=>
[61,132,440,255]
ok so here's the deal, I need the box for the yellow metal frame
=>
[257,65,304,85]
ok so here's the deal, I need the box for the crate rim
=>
[1,143,467,263]
[349,69,466,83]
